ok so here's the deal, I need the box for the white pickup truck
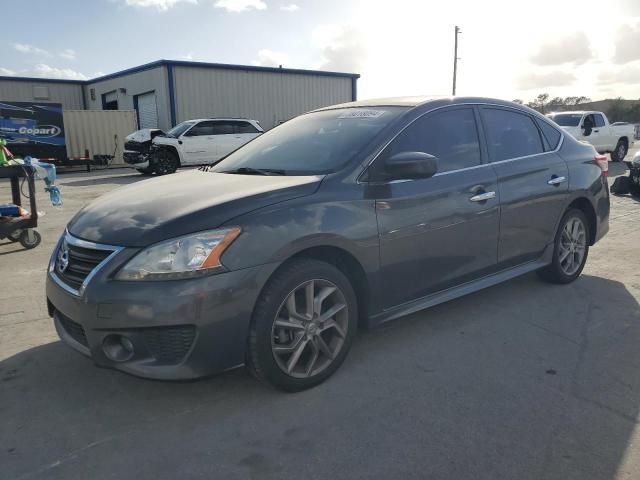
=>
[546,111,635,161]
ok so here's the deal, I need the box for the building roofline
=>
[0,59,360,86]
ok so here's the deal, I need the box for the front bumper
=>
[46,241,279,380]
[123,150,149,166]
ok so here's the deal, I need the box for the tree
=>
[527,93,550,113]
[512,99,524,105]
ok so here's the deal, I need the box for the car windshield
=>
[548,114,582,127]
[211,107,408,175]
[166,121,195,138]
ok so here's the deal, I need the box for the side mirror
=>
[383,152,438,180]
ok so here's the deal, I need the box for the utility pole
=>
[452,25,461,96]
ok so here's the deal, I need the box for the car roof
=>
[313,96,535,112]
[184,118,258,123]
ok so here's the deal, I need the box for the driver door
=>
[180,121,217,164]
[371,107,500,309]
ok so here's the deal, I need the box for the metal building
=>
[0,60,359,131]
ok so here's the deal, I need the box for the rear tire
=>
[610,139,628,162]
[246,258,357,392]
[537,209,589,284]
[153,150,179,175]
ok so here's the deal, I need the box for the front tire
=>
[136,167,153,175]
[153,150,179,175]
[538,209,589,284]
[610,139,628,162]
[247,259,358,392]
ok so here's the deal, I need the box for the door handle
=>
[469,191,496,202]
[547,176,566,186]
[593,129,599,133]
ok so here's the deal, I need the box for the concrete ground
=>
[1,153,639,480]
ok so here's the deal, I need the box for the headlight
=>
[115,227,241,281]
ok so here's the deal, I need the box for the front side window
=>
[594,114,606,128]
[210,122,235,135]
[381,107,481,173]
[187,121,216,136]
[211,107,408,175]
[482,108,544,162]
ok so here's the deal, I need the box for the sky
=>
[2,0,640,103]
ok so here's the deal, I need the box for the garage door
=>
[136,91,158,129]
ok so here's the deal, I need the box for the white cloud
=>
[613,23,640,64]
[0,67,16,76]
[515,70,576,90]
[530,32,594,66]
[598,64,640,85]
[13,43,51,56]
[124,0,197,11]
[59,49,76,60]
[280,3,298,11]
[214,0,266,12]
[252,49,288,67]
[32,64,88,80]
[182,52,195,60]
[313,25,366,73]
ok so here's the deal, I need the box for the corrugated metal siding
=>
[173,67,353,130]
[0,80,83,109]
[84,66,171,130]
[63,110,137,164]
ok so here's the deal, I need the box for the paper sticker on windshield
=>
[338,109,385,119]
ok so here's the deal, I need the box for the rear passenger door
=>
[480,107,568,268]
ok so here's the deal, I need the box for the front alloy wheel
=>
[247,259,357,391]
[271,279,348,378]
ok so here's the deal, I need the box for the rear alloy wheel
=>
[247,259,357,392]
[610,140,627,162]
[538,209,589,284]
[153,151,179,175]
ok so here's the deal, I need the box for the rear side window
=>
[594,114,606,128]
[482,108,544,162]
[233,121,260,134]
[383,107,481,173]
[535,118,562,151]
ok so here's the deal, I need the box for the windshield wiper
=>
[221,167,286,176]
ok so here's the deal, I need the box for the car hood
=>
[68,170,322,247]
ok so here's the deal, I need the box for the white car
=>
[136,118,263,175]
[547,111,635,162]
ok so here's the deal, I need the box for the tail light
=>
[595,154,608,177]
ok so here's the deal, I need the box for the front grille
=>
[57,312,88,347]
[124,140,148,153]
[55,238,114,291]
[142,326,196,365]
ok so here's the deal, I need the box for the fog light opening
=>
[102,334,135,362]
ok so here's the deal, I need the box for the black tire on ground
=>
[6,229,21,242]
[611,176,631,195]
[136,168,154,175]
[537,209,589,284]
[19,230,41,249]
[153,150,179,175]
[610,139,628,162]
[246,258,358,392]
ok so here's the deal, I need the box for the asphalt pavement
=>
[1,157,639,480]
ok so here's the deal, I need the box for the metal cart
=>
[0,165,41,249]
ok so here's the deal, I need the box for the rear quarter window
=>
[535,118,562,151]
